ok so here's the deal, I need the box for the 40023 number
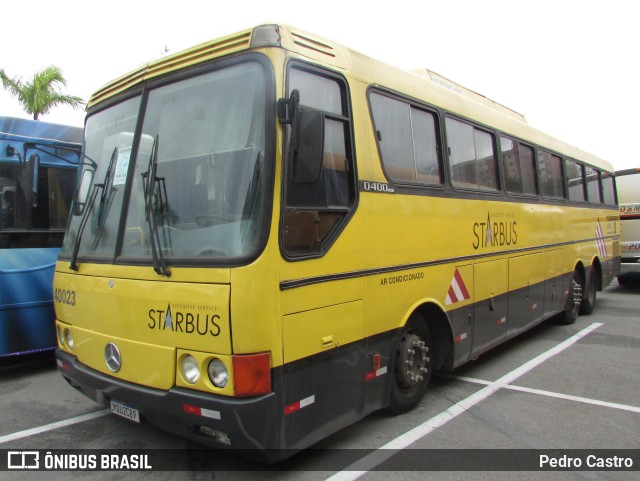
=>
[54,288,76,306]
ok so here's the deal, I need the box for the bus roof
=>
[615,167,640,177]
[0,116,83,145]
[0,116,83,168]
[87,24,614,173]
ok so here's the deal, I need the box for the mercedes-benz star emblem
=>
[104,342,122,372]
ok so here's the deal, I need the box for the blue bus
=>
[1,116,82,357]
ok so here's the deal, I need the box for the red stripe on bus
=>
[447,285,458,303]
[454,269,470,299]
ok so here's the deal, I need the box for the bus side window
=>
[0,166,21,229]
[538,150,566,199]
[446,117,499,192]
[501,135,537,196]
[601,171,616,205]
[282,66,356,257]
[565,158,586,202]
[585,166,603,204]
[369,91,443,186]
[1,188,16,228]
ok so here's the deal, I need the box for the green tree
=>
[0,65,84,120]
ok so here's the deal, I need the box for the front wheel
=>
[389,318,432,414]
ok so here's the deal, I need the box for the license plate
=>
[110,400,140,423]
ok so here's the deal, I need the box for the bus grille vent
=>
[291,32,336,58]
[146,32,252,77]
[89,31,252,107]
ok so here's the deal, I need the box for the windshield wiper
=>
[69,147,118,271]
[95,147,118,227]
[142,134,171,277]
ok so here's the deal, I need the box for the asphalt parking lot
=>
[1,281,638,480]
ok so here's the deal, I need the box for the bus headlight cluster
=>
[208,359,228,388]
[181,355,200,384]
[178,353,231,391]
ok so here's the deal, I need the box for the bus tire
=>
[579,267,597,315]
[388,316,432,414]
[558,269,582,325]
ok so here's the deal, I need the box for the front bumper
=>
[619,259,640,275]
[55,349,286,461]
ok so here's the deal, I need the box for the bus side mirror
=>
[29,154,40,207]
[291,109,325,184]
[279,89,325,184]
[74,169,94,216]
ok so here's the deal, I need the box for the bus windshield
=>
[63,60,270,266]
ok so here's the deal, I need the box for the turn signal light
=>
[232,352,271,397]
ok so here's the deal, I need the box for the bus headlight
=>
[208,359,228,388]
[64,329,74,350]
[181,355,200,384]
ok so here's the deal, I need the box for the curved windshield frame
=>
[61,56,274,267]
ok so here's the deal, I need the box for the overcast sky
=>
[1,0,637,171]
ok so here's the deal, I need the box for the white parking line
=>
[0,322,612,472]
[449,375,640,413]
[325,322,604,481]
[0,409,109,445]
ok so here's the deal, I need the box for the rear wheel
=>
[389,317,432,414]
[579,267,597,315]
[557,269,583,325]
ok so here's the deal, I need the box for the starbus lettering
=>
[472,212,517,250]
[147,303,221,336]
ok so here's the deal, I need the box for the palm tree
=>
[0,66,84,120]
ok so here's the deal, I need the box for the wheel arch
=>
[573,260,586,283]
[402,300,454,373]
[590,256,603,291]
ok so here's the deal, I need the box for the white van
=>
[616,168,640,285]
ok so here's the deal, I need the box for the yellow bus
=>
[54,24,620,461]
[615,168,640,285]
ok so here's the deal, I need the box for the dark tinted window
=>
[501,136,537,195]
[585,166,602,203]
[446,117,498,191]
[283,66,356,257]
[565,158,586,202]
[601,171,616,205]
[538,150,565,199]
[370,92,442,185]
